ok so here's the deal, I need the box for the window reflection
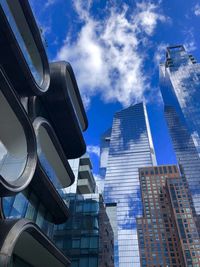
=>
[0,91,27,182]
[37,124,72,197]
[0,0,44,85]
[3,190,54,240]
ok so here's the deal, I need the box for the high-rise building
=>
[160,45,200,154]
[160,45,200,217]
[137,165,200,267]
[102,103,156,267]
[53,154,114,267]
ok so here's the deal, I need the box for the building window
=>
[72,238,80,249]
[90,237,98,249]
[89,257,98,267]
[81,237,89,248]
[1,0,44,85]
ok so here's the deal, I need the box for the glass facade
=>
[3,189,54,239]
[100,128,112,179]
[160,45,200,217]
[103,103,156,267]
[53,193,114,267]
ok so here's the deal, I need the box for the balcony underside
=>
[0,219,70,267]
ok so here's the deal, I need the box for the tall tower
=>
[103,103,156,267]
[160,45,200,217]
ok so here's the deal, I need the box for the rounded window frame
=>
[0,0,50,95]
[0,69,37,195]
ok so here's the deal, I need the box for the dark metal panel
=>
[0,219,71,266]
[41,61,88,159]
[30,117,74,224]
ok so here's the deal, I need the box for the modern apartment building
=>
[102,103,156,267]
[53,154,114,267]
[0,1,88,266]
[160,45,200,217]
[53,193,114,267]
[137,165,200,267]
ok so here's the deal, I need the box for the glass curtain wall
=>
[103,103,156,267]
[160,46,200,218]
[53,194,100,267]
[3,189,54,239]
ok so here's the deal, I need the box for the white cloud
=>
[184,40,197,52]
[87,145,100,157]
[56,0,168,108]
[183,28,197,52]
[45,0,57,8]
[194,4,200,16]
[134,2,167,36]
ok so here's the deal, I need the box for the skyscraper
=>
[160,45,200,217]
[160,45,200,154]
[102,103,156,267]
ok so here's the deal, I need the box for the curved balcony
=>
[0,219,70,266]
[41,61,88,158]
[0,69,37,195]
[0,0,50,95]
[31,117,75,223]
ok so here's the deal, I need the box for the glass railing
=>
[39,153,64,195]
[37,124,72,197]
[0,91,27,183]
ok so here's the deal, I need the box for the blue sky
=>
[30,0,200,176]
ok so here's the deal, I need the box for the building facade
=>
[103,103,156,267]
[100,128,112,179]
[161,45,200,155]
[137,165,200,267]
[53,154,114,267]
[0,1,88,266]
[160,45,200,217]
[53,193,114,267]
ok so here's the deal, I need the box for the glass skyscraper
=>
[160,45,200,217]
[102,103,156,267]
